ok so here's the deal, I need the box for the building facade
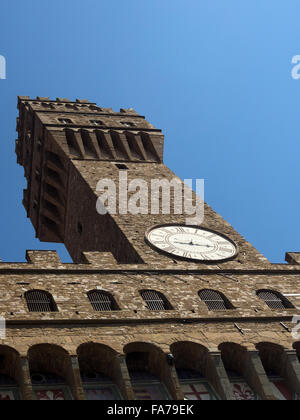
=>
[0,95,299,399]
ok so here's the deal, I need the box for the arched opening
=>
[256,290,294,309]
[219,342,258,400]
[0,346,21,400]
[140,290,173,311]
[198,289,233,311]
[87,290,119,312]
[25,290,57,313]
[171,342,218,400]
[77,343,122,400]
[257,342,297,400]
[124,342,170,400]
[28,344,73,400]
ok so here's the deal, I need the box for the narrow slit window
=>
[115,163,128,170]
[90,120,104,126]
[58,118,73,125]
[120,121,135,127]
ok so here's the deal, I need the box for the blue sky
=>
[0,0,300,263]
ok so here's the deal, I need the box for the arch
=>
[0,345,21,400]
[198,289,233,310]
[77,342,118,377]
[77,342,122,400]
[124,341,165,356]
[218,342,248,377]
[140,290,173,311]
[256,290,294,309]
[28,344,73,400]
[256,342,296,400]
[170,341,209,375]
[124,342,170,400]
[256,342,285,376]
[87,290,119,311]
[25,290,57,313]
[218,342,258,400]
[170,341,218,400]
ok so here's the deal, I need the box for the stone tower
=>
[0,95,299,400]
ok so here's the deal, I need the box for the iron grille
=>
[141,290,170,311]
[257,290,288,309]
[198,289,229,311]
[88,291,117,311]
[25,290,57,312]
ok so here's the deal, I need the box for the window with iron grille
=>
[87,290,119,311]
[198,289,232,311]
[25,290,57,313]
[140,290,172,311]
[256,290,293,309]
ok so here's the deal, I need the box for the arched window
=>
[219,342,258,400]
[87,290,119,311]
[25,290,57,312]
[28,344,73,400]
[198,289,233,311]
[140,290,172,311]
[124,343,170,400]
[77,343,122,400]
[256,290,294,309]
[257,342,298,400]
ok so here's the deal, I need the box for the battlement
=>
[17,96,141,117]
[0,250,299,274]
[286,252,300,265]
[25,250,117,268]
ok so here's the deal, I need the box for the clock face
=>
[146,225,237,262]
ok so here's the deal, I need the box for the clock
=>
[145,225,237,262]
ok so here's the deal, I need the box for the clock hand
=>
[174,240,213,248]
[192,243,213,248]
[190,240,213,248]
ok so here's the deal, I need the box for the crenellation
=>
[81,251,117,266]
[286,252,300,265]
[25,250,62,266]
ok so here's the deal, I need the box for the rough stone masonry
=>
[0,96,298,400]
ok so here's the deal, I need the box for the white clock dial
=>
[146,225,237,261]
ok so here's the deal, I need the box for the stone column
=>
[161,353,183,400]
[244,351,276,400]
[68,356,85,400]
[282,350,300,397]
[114,354,135,400]
[19,357,34,400]
[207,351,234,400]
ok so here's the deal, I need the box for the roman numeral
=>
[219,247,231,252]
[182,251,192,259]
[164,246,176,253]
